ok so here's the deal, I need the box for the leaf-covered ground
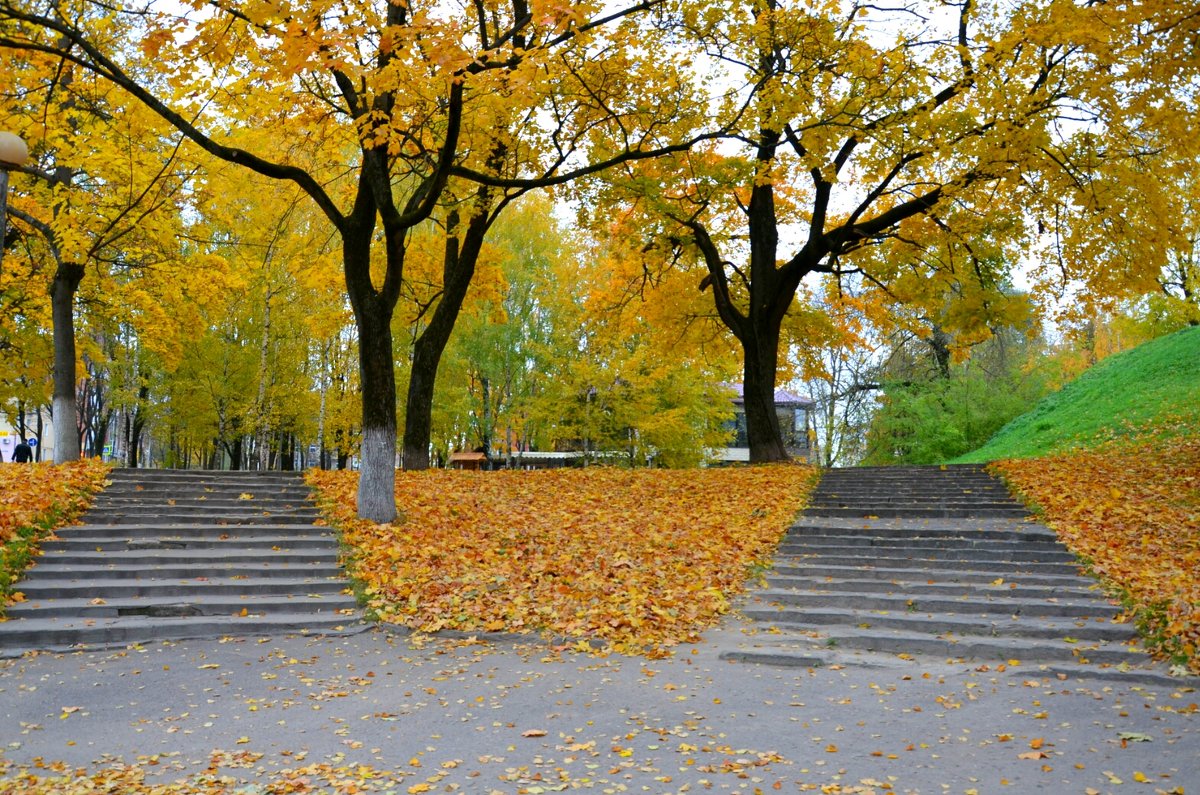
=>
[0,459,110,610]
[308,465,816,656]
[992,429,1200,672]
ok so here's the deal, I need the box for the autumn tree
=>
[426,195,737,467]
[580,0,1149,462]
[422,195,563,465]
[1,46,197,463]
[521,221,737,466]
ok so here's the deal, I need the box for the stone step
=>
[770,562,1088,586]
[811,492,1016,502]
[101,474,312,486]
[0,614,364,657]
[814,481,1011,489]
[5,593,357,620]
[815,473,1002,482]
[83,511,319,523]
[817,464,991,474]
[809,496,1019,508]
[82,510,321,525]
[763,574,1101,601]
[785,524,1059,543]
[35,548,340,566]
[25,562,344,581]
[753,588,1115,619]
[813,480,1012,489]
[52,523,334,538]
[720,628,1149,667]
[776,547,1078,568]
[92,494,314,508]
[803,505,1029,518]
[107,468,305,480]
[741,605,1132,642]
[781,535,1072,554]
[42,535,341,552]
[14,576,348,599]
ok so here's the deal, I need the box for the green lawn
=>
[954,325,1200,462]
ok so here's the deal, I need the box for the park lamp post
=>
[0,130,29,265]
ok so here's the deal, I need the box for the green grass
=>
[953,325,1200,462]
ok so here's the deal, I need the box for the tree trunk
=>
[281,432,295,471]
[255,291,273,470]
[929,324,953,379]
[402,210,489,470]
[741,325,790,463]
[342,192,400,520]
[481,375,493,470]
[127,385,148,468]
[356,312,397,519]
[50,262,84,463]
[34,407,43,462]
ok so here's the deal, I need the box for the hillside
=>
[955,324,1200,462]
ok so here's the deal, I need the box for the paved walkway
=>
[1,620,1196,793]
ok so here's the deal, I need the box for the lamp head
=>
[0,132,29,168]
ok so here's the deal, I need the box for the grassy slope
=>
[954,324,1200,463]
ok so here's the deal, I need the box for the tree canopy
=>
[1,0,1195,506]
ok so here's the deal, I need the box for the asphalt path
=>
[0,619,1197,794]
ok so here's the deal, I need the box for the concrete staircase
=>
[0,469,361,657]
[723,464,1156,673]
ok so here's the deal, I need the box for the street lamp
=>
[0,130,30,265]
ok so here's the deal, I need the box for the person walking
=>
[13,439,33,463]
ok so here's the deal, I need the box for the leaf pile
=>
[1,459,110,609]
[308,466,815,655]
[992,431,1200,672]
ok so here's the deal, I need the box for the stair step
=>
[722,625,1148,666]
[92,496,314,509]
[778,542,1075,563]
[5,594,358,619]
[1,468,358,656]
[15,576,349,599]
[52,523,334,537]
[0,615,365,657]
[753,588,1115,619]
[782,535,1072,552]
[25,562,344,581]
[770,562,1088,585]
[42,535,341,552]
[763,574,1101,600]
[75,512,323,526]
[786,525,1059,543]
[728,464,1163,673]
[741,605,1131,642]
[804,506,1028,518]
[775,552,1081,573]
